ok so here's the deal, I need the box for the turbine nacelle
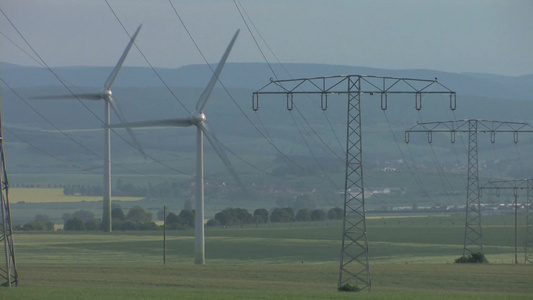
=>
[191,111,206,125]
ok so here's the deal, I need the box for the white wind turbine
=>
[34,25,145,232]
[114,30,243,264]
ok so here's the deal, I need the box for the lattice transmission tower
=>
[480,179,532,264]
[0,95,17,287]
[405,120,533,258]
[253,75,455,291]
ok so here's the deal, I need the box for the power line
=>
[1,7,195,179]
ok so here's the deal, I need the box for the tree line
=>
[18,206,345,231]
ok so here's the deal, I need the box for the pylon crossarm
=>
[253,75,455,97]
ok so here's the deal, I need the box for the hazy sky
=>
[1,0,532,76]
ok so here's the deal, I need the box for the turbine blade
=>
[104,24,142,90]
[108,96,147,157]
[200,122,247,194]
[111,118,193,128]
[31,93,101,100]
[195,29,239,113]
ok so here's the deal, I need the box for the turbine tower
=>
[34,25,144,232]
[114,30,242,264]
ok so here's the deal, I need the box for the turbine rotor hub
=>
[101,89,112,99]
[191,111,206,125]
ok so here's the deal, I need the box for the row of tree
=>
[18,206,345,232]
[207,207,344,226]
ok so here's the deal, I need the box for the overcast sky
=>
[1,0,531,76]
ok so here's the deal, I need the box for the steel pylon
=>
[254,74,455,291]
[481,179,531,264]
[0,97,17,287]
[406,120,533,258]
[527,180,533,264]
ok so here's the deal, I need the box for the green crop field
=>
[1,215,532,299]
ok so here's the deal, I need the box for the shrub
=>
[338,283,361,292]
[138,222,158,230]
[206,219,220,227]
[22,221,54,231]
[455,252,489,264]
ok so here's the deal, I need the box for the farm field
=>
[1,215,532,299]
[9,188,143,203]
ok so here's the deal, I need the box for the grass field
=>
[1,215,532,299]
[9,188,143,203]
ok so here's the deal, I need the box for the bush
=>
[206,219,220,227]
[338,283,361,292]
[455,252,489,264]
[22,221,54,231]
[138,222,158,230]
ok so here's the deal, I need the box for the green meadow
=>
[1,215,532,299]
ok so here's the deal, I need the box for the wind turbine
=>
[34,25,145,232]
[114,29,243,264]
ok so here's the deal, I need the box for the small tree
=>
[270,207,294,223]
[85,218,101,231]
[179,209,195,227]
[166,212,181,225]
[127,206,152,223]
[295,209,312,222]
[311,209,326,221]
[327,207,343,220]
[112,207,126,222]
[253,208,269,223]
[64,217,85,231]
[72,210,95,222]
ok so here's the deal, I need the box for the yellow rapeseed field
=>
[9,188,143,203]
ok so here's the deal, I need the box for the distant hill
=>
[2,62,532,100]
[3,61,533,188]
